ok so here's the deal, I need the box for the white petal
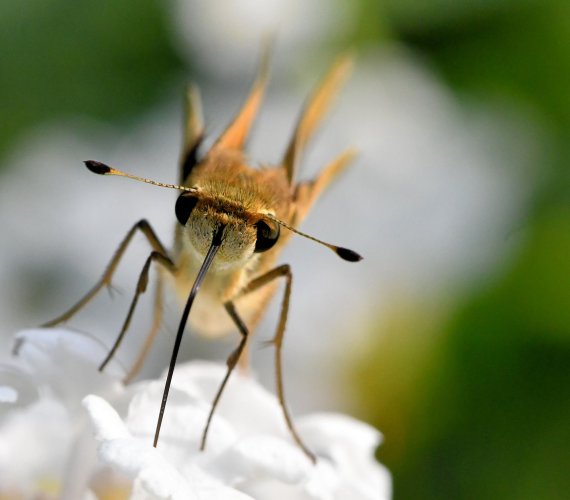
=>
[0,398,71,492]
[0,385,17,403]
[14,328,123,411]
[298,413,391,499]
[209,434,312,485]
[83,394,253,500]
[298,413,383,456]
[83,395,130,441]
[169,361,288,437]
[15,328,111,367]
[126,378,237,455]
[125,361,288,460]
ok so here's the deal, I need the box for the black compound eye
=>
[175,193,198,226]
[254,219,280,253]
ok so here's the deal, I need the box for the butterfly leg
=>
[43,219,169,327]
[199,301,249,451]
[99,250,175,373]
[122,271,164,384]
[201,264,316,463]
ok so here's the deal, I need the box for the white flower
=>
[171,0,355,78]
[1,328,389,498]
[83,361,391,499]
[0,328,124,499]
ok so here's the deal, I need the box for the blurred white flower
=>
[0,328,389,498]
[84,361,390,499]
[171,0,355,78]
[0,328,125,499]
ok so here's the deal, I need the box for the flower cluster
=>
[0,328,390,499]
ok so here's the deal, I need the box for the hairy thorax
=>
[167,151,290,337]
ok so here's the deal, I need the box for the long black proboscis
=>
[153,224,225,447]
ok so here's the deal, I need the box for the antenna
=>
[265,214,362,262]
[84,160,199,193]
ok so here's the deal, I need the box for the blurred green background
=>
[1,1,569,498]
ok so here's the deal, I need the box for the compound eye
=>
[175,193,198,226]
[254,219,280,253]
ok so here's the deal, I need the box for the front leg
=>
[99,250,176,374]
[36,219,174,382]
[199,301,249,452]
[43,219,168,327]
[201,264,316,463]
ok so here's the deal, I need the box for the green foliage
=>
[407,208,570,499]
[349,1,570,497]
[0,0,183,161]
[355,207,570,499]
[390,0,570,129]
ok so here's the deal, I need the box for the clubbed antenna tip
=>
[335,247,363,262]
[84,160,111,175]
